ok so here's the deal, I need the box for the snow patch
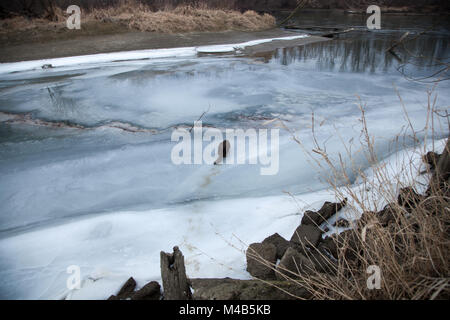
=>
[0,35,309,74]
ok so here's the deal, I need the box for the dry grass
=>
[247,96,449,300]
[90,0,276,33]
[293,95,449,299]
[0,0,275,34]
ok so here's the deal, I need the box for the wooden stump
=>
[160,246,192,300]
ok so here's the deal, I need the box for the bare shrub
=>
[1,0,276,33]
[246,96,449,300]
[292,101,449,299]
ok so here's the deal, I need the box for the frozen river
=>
[0,13,448,299]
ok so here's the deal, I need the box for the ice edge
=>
[0,35,309,74]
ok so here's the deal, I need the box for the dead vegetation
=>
[0,0,276,34]
[245,96,449,299]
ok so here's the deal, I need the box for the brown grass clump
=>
[127,8,275,33]
[297,185,449,300]
[288,102,449,299]
[246,98,449,300]
[96,1,275,33]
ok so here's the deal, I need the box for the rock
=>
[423,151,440,170]
[428,139,450,195]
[107,278,161,300]
[290,224,322,247]
[301,210,321,226]
[317,198,347,222]
[398,187,425,212]
[308,247,338,275]
[41,64,53,69]
[117,277,136,298]
[333,219,350,228]
[131,281,161,300]
[107,277,136,300]
[320,229,361,263]
[246,242,277,280]
[358,211,375,225]
[190,278,311,300]
[301,199,348,226]
[318,236,338,259]
[376,204,396,226]
[335,229,360,262]
[276,247,316,280]
[262,233,290,259]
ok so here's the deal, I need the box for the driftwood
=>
[160,246,192,300]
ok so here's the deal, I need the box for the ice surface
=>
[0,191,334,299]
[0,35,309,74]
[0,31,449,299]
[0,139,445,300]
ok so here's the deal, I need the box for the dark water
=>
[272,10,449,78]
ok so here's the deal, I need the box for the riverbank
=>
[106,137,450,300]
[0,28,327,64]
[0,2,278,63]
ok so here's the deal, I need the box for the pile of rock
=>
[245,140,449,293]
[246,199,347,281]
[108,140,449,300]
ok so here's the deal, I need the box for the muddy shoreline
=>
[0,27,329,63]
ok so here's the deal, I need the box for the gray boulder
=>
[318,235,338,259]
[290,224,322,247]
[317,199,347,222]
[131,281,161,300]
[276,247,316,280]
[246,242,277,280]
[333,219,350,228]
[262,233,290,259]
[300,199,348,226]
[107,277,136,300]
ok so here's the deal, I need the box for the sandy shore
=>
[0,27,328,63]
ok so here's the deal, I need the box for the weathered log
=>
[160,246,192,300]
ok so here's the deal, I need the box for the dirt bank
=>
[0,27,327,63]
